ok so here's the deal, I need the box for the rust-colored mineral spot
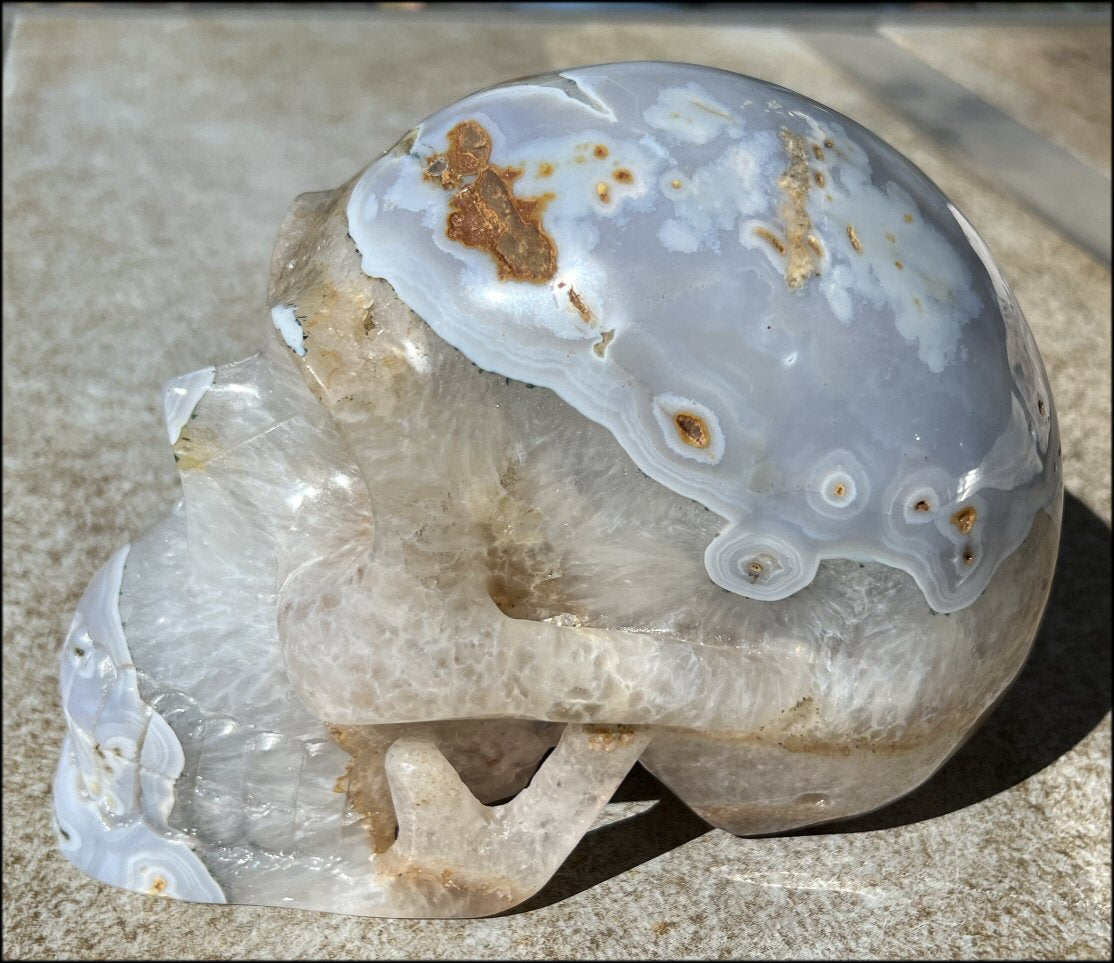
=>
[754,226,786,255]
[914,499,931,513]
[149,877,168,895]
[832,482,847,498]
[423,120,490,186]
[807,234,824,257]
[593,144,609,159]
[951,506,977,534]
[596,182,611,203]
[847,224,863,254]
[823,137,834,149]
[613,168,634,184]
[894,260,904,270]
[426,120,558,283]
[811,143,825,161]
[568,287,593,323]
[674,411,711,448]
[593,328,615,357]
[586,724,636,750]
[670,178,683,190]
[814,170,826,188]
[904,213,915,223]
[538,161,554,178]
[776,129,822,290]
[962,547,976,565]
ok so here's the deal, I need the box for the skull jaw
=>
[369,724,651,918]
[54,541,646,917]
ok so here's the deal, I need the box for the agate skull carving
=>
[54,62,1062,918]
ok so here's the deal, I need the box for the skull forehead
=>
[340,61,1058,614]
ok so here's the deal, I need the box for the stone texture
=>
[3,8,1110,959]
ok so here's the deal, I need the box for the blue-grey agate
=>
[345,62,1060,613]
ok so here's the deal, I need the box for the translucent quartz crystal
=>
[54,62,1062,918]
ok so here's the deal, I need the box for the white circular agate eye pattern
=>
[346,62,1060,614]
[805,449,870,520]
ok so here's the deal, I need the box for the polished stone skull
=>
[54,63,1061,918]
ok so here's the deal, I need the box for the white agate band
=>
[53,544,224,904]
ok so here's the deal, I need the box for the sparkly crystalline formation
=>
[54,63,1062,918]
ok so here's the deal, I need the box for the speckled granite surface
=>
[3,10,1110,960]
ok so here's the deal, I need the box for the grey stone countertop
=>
[2,7,1110,960]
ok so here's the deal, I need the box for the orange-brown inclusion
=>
[951,506,977,534]
[593,329,614,357]
[755,226,786,255]
[613,168,634,184]
[777,129,821,290]
[674,412,711,448]
[568,287,592,323]
[426,120,557,283]
[594,144,609,159]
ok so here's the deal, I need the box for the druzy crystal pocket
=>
[54,62,1061,918]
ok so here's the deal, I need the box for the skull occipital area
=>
[54,61,1062,918]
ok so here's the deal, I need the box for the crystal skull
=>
[54,62,1062,918]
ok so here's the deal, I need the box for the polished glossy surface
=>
[50,62,1064,920]
[348,63,1060,612]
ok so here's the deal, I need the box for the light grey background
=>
[3,6,1110,959]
